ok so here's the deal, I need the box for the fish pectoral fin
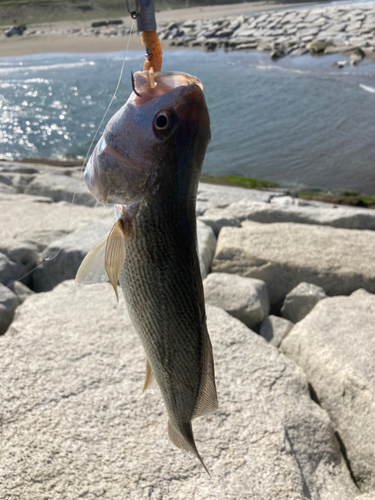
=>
[105,219,126,302]
[143,358,158,392]
[75,233,109,285]
[168,421,210,476]
[192,332,218,419]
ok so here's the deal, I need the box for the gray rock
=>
[198,182,279,205]
[281,291,375,492]
[197,220,216,279]
[0,242,39,288]
[281,282,327,323]
[203,272,269,331]
[0,281,357,498]
[204,200,375,230]
[25,174,96,207]
[260,315,294,347]
[198,214,241,236]
[32,220,114,292]
[7,281,34,304]
[0,283,19,335]
[355,494,375,500]
[0,252,18,285]
[0,196,112,252]
[212,223,375,305]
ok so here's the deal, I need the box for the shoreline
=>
[0,0,340,58]
[0,1,374,62]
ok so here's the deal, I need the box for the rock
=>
[0,281,357,498]
[212,223,375,305]
[281,291,375,491]
[198,214,241,236]
[0,283,19,335]
[309,40,334,53]
[260,315,294,347]
[0,197,112,252]
[204,200,375,230]
[203,272,269,331]
[0,252,18,285]
[0,242,39,288]
[25,174,96,207]
[7,281,34,304]
[270,49,285,60]
[355,494,375,500]
[198,182,278,205]
[281,282,327,323]
[350,46,366,63]
[197,220,216,279]
[32,220,113,292]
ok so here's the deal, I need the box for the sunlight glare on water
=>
[0,50,374,194]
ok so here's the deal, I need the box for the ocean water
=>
[0,49,375,194]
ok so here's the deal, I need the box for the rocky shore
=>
[18,4,375,63]
[161,4,375,61]
[1,161,375,498]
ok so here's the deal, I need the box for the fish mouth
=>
[131,70,203,106]
[84,71,205,206]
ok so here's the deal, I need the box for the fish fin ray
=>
[193,332,218,419]
[168,421,210,476]
[105,220,126,301]
[143,358,157,392]
[75,234,109,284]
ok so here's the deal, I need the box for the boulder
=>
[203,272,269,331]
[0,242,39,288]
[0,283,19,335]
[0,281,357,499]
[7,281,34,304]
[260,315,294,347]
[25,174,96,207]
[32,220,113,292]
[197,220,216,279]
[204,200,375,230]
[212,223,375,305]
[281,291,375,492]
[198,214,241,236]
[281,282,327,323]
[198,182,278,206]
[0,252,18,285]
[0,197,112,252]
[355,494,375,500]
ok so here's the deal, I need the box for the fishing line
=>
[6,18,136,289]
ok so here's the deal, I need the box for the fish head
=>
[84,71,210,206]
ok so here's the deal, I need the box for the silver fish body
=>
[78,72,217,472]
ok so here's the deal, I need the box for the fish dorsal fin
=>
[143,358,158,392]
[192,331,218,419]
[75,234,109,285]
[105,219,126,302]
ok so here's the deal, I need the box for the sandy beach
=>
[0,1,329,57]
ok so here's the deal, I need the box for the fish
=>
[76,70,218,473]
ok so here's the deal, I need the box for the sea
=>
[0,39,375,194]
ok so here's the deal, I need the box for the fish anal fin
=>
[76,234,108,285]
[167,420,210,476]
[192,332,218,419]
[105,219,127,301]
[143,358,157,392]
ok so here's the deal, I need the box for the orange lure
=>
[141,31,163,72]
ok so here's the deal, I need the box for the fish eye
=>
[155,112,169,130]
[153,109,175,138]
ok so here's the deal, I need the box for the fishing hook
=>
[131,70,142,97]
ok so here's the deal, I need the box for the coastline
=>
[0,0,338,58]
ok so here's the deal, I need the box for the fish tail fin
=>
[167,420,211,477]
